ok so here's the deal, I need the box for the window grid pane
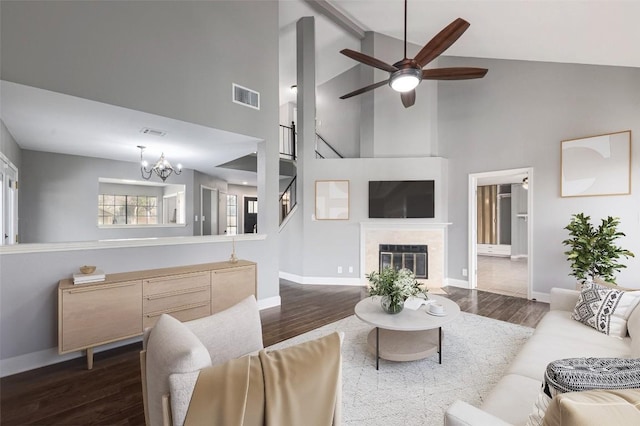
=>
[98,194,158,225]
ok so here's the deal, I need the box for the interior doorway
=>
[468,168,533,299]
[200,186,218,236]
[244,196,258,233]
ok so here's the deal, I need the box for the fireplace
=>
[379,244,428,279]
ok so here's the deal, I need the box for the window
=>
[226,194,237,235]
[247,199,258,214]
[98,194,158,225]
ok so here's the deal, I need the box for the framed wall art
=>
[315,180,349,220]
[561,130,631,197]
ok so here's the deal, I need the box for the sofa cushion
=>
[571,281,640,337]
[146,314,212,426]
[480,373,541,426]
[508,311,631,381]
[184,295,263,366]
[542,389,640,426]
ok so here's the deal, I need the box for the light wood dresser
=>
[58,260,256,369]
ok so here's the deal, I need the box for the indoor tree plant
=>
[366,267,426,314]
[562,213,635,285]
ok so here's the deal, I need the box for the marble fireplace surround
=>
[360,222,451,290]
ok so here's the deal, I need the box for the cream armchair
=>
[140,295,343,426]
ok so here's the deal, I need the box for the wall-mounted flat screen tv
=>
[369,180,435,218]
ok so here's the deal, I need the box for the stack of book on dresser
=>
[73,270,106,285]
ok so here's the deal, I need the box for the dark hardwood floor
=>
[0,282,548,425]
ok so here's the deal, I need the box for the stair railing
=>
[279,176,297,225]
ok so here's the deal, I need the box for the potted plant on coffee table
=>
[366,267,427,314]
[562,213,635,285]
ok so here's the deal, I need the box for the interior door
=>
[243,197,258,233]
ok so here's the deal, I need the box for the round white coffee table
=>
[354,294,460,369]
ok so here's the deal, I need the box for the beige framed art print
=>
[315,180,349,220]
[561,130,631,197]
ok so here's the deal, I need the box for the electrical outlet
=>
[195,215,199,222]
[462,268,468,277]
[337,266,343,274]
[348,266,353,273]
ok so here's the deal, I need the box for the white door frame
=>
[0,153,18,245]
[468,167,534,299]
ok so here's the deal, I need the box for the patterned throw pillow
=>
[526,357,640,426]
[572,281,640,337]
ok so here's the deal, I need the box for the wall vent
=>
[140,127,167,137]
[232,83,260,110]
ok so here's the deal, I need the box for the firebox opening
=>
[378,244,428,279]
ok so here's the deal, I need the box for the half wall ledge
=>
[0,234,267,255]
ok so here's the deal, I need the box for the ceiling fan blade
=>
[340,80,389,99]
[414,18,470,68]
[422,67,488,80]
[401,90,416,108]
[340,49,398,73]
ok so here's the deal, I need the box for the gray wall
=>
[20,150,195,243]
[0,0,280,367]
[440,57,640,291]
[316,65,361,158]
[0,119,21,169]
[361,32,438,158]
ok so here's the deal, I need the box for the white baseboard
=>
[0,335,142,378]
[257,295,281,310]
[279,271,365,286]
[531,291,550,303]
[2,296,281,378]
[446,278,470,289]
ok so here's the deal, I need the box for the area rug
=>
[267,312,534,426]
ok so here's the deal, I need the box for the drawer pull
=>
[145,272,208,284]
[67,281,137,294]
[145,302,209,318]
[145,286,209,300]
[213,267,252,275]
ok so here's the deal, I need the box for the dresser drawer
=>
[143,301,211,329]
[143,285,210,314]
[143,271,210,296]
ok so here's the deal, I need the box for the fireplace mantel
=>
[359,222,451,289]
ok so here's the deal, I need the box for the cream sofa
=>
[140,295,343,426]
[445,288,640,426]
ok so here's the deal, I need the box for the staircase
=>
[278,122,344,225]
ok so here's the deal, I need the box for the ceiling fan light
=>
[389,68,422,92]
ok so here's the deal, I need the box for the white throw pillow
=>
[146,314,212,426]
[572,281,640,337]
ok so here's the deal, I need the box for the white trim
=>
[257,296,281,310]
[1,295,279,377]
[531,291,550,304]
[279,271,365,286]
[0,335,143,378]
[0,233,266,255]
[446,278,471,289]
[468,167,534,300]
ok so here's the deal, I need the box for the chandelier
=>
[137,145,182,182]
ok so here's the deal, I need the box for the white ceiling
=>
[3,1,638,187]
[279,0,640,103]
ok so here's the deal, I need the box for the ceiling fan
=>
[339,0,488,108]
